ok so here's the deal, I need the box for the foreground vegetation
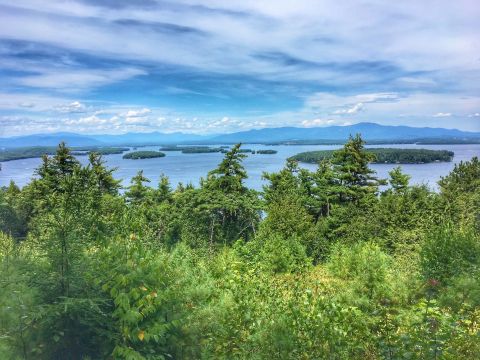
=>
[123,151,166,160]
[0,135,479,359]
[292,148,454,164]
[0,146,129,162]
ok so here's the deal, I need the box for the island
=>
[256,149,278,154]
[122,151,166,160]
[71,147,129,156]
[291,148,454,164]
[181,147,223,154]
[0,146,129,162]
[159,146,186,151]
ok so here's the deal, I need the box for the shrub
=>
[328,242,392,300]
[420,225,479,285]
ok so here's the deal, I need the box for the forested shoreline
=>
[0,135,479,359]
[292,148,454,164]
[0,146,129,162]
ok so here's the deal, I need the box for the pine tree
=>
[388,166,410,193]
[125,170,151,204]
[331,134,383,203]
[88,152,121,195]
[206,143,248,193]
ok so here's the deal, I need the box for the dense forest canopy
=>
[0,136,479,359]
[292,147,454,164]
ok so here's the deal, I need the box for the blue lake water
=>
[1,144,479,191]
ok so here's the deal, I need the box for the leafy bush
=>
[328,242,393,300]
[420,225,480,285]
[238,233,310,274]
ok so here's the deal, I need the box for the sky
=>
[0,0,479,136]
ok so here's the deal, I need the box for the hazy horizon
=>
[2,121,480,139]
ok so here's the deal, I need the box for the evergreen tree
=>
[88,152,121,195]
[388,166,410,193]
[155,174,172,204]
[205,143,248,193]
[331,134,383,202]
[125,170,152,205]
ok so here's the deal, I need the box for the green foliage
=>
[331,134,384,202]
[376,184,440,252]
[125,170,152,204]
[237,233,310,274]
[292,148,454,164]
[0,141,479,359]
[328,242,392,300]
[420,225,480,285]
[388,166,411,193]
[171,144,261,249]
[439,157,480,230]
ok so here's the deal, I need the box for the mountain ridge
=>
[1,122,479,148]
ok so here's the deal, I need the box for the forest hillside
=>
[0,135,479,359]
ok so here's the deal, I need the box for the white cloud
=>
[123,108,152,118]
[121,108,152,124]
[333,102,364,115]
[18,68,146,91]
[433,112,452,117]
[55,101,87,113]
[1,0,479,86]
[19,102,35,108]
[65,115,108,125]
[301,118,339,127]
[0,0,479,134]
[468,112,480,117]
[306,92,399,111]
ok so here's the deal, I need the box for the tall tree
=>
[125,170,152,205]
[388,166,410,194]
[331,134,383,203]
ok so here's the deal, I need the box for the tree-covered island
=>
[292,147,454,164]
[122,150,166,159]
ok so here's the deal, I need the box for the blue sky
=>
[0,0,479,136]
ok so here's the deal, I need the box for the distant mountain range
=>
[1,122,480,148]
[208,123,480,143]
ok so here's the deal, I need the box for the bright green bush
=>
[328,242,393,300]
[420,226,480,285]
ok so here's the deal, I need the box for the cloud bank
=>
[0,0,479,135]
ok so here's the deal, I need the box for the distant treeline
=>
[159,146,276,154]
[0,146,129,162]
[256,149,277,154]
[267,138,480,145]
[160,146,224,153]
[291,148,454,164]
[123,151,166,159]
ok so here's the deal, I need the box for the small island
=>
[291,148,454,164]
[159,146,185,151]
[181,147,223,154]
[122,151,166,160]
[256,149,278,154]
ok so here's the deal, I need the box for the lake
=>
[1,144,479,191]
